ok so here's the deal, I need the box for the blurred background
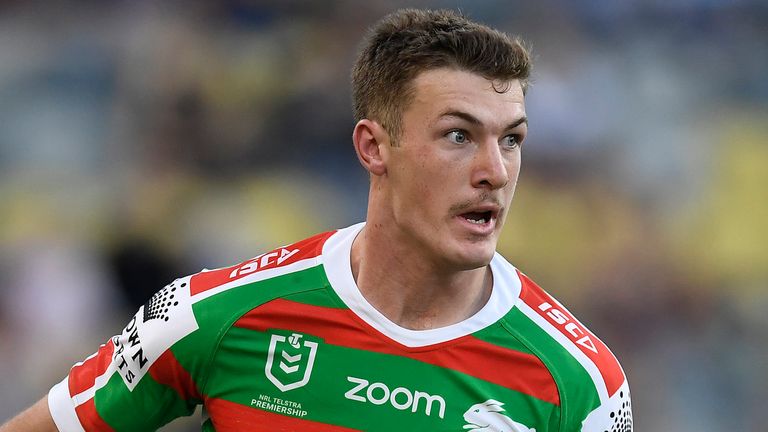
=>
[0,0,766,430]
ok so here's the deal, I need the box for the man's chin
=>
[446,247,495,271]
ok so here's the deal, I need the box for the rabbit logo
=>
[463,399,536,432]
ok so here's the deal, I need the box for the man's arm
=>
[0,396,58,432]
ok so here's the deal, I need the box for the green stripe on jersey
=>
[282,284,349,309]
[95,371,195,431]
[472,320,538,356]
[502,307,602,431]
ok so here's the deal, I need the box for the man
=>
[2,9,632,432]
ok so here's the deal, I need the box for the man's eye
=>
[447,130,467,144]
[502,134,521,148]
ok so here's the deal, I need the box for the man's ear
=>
[352,119,389,176]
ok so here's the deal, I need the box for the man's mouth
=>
[461,211,493,224]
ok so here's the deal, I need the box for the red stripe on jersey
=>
[68,339,115,397]
[191,231,336,296]
[206,397,360,431]
[148,349,203,401]
[517,271,625,397]
[234,298,560,405]
[75,398,114,432]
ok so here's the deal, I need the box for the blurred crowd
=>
[0,1,766,430]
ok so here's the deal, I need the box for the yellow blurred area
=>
[500,177,643,303]
[672,113,768,294]
[0,170,342,264]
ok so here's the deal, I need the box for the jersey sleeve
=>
[48,274,210,432]
[514,270,634,431]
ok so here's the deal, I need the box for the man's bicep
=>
[48,274,209,431]
[0,396,58,432]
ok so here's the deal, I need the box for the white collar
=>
[321,222,521,348]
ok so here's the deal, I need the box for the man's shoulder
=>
[487,256,625,386]
[506,271,630,427]
[138,229,341,352]
[55,229,344,423]
[513,271,625,386]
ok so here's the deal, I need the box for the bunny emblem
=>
[463,399,536,432]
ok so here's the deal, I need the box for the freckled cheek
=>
[413,178,431,198]
[411,155,445,192]
[405,173,445,222]
[506,165,521,192]
[403,152,457,214]
[507,158,522,179]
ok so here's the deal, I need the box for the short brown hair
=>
[351,9,532,142]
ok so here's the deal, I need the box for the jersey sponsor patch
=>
[343,376,447,419]
[112,276,198,390]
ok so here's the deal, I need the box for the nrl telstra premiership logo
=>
[265,331,320,392]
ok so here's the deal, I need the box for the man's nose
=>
[471,141,510,189]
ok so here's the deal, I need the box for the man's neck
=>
[350,224,493,330]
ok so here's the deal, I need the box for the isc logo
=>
[538,302,598,354]
[344,376,446,419]
[229,248,299,279]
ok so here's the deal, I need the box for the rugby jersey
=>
[48,222,633,431]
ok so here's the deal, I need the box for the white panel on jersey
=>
[112,275,198,391]
[581,380,633,432]
[322,223,521,348]
[48,376,86,432]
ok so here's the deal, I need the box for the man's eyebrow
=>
[438,110,528,130]
[439,110,483,126]
[505,116,528,131]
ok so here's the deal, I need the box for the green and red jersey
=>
[48,223,633,431]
